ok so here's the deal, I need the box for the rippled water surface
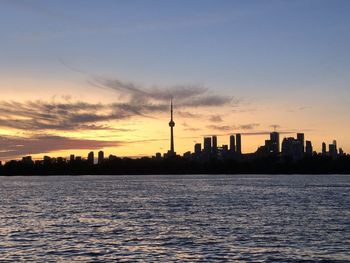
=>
[0,174,349,262]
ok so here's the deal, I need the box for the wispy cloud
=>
[0,69,239,159]
[182,122,201,132]
[206,123,260,132]
[287,106,312,113]
[206,125,233,132]
[0,100,135,131]
[0,73,236,132]
[239,123,260,130]
[232,108,257,114]
[176,111,202,118]
[90,76,235,108]
[239,131,292,136]
[209,115,224,123]
[201,130,294,137]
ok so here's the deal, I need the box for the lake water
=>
[0,174,349,262]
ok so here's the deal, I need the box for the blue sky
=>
[2,0,350,91]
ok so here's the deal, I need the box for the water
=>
[0,174,349,262]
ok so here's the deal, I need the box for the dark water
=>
[0,174,349,262]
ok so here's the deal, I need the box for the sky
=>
[0,0,350,160]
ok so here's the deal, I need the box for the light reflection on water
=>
[0,174,349,262]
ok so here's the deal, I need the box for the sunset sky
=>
[0,0,350,160]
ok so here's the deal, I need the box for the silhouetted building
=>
[183,151,191,158]
[168,98,175,156]
[98,151,104,164]
[305,140,313,156]
[257,135,278,156]
[256,145,268,156]
[212,136,218,156]
[270,132,280,154]
[221,145,228,158]
[282,137,303,159]
[108,154,117,161]
[57,157,64,164]
[194,143,201,155]
[297,133,305,153]
[264,140,272,153]
[329,144,337,158]
[322,142,327,155]
[236,134,242,154]
[3,128,350,175]
[155,152,162,160]
[88,151,94,165]
[204,137,212,153]
[43,155,51,165]
[22,156,33,164]
[333,140,338,154]
[230,135,236,153]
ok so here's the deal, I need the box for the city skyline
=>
[5,103,346,164]
[0,96,346,162]
[0,1,350,160]
[1,98,347,175]
[1,2,349,262]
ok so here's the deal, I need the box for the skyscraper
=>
[329,144,337,158]
[270,132,280,154]
[329,140,338,157]
[236,134,242,154]
[212,135,218,155]
[322,142,327,155]
[168,98,175,156]
[339,148,344,155]
[305,140,313,155]
[282,137,303,159]
[204,137,212,153]
[88,151,94,165]
[230,135,235,153]
[194,143,201,154]
[333,140,338,154]
[297,133,305,153]
[98,150,104,164]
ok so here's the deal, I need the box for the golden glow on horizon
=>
[10,106,350,161]
[0,77,349,161]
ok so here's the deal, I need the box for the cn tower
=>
[169,97,175,155]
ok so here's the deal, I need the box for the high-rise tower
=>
[87,151,94,165]
[169,97,175,155]
[212,135,218,155]
[98,150,104,164]
[230,135,236,153]
[270,132,280,154]
[236,134,242,154]
[297,133,305,153]
[322,142,327,155]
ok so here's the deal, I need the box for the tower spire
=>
[169,96,175,155]
[171,97,173,121]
